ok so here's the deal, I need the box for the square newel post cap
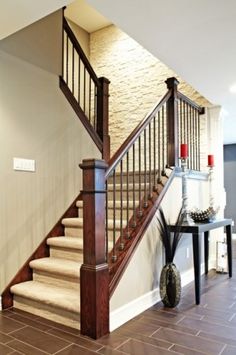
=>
[165,77,179,90]
[98,77,111,85]
[79,159,108,170]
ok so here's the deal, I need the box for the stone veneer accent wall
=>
[90,25,211,156]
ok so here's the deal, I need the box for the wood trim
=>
[97,77,110,161]
[80,159,109,339]
[59,76,103,152]
[177,91,204,113]
[63,17,100,86]
[105,90,172,178]
[109,169,176,297]
[1,193,82,309]
[166,77,179,167]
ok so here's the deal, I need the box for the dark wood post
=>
[79,159,109,339]
[97,77,110,162]
[165,77,179,167]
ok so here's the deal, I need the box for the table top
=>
[169,218,232,233]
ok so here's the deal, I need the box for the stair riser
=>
[50,246,83,263]
[13,296,80,330]
[77,207,137,220]
[64,226,127,239]
[33,271,80,291]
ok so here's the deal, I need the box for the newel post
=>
[79,159,109,339]
[165,77,179,167]
[97,77,110,162]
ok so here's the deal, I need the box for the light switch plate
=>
[13,157,36,172]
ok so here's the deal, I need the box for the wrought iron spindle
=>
[197,111,200,170]
[148,122,152,198]
[83,66,86,113]
[158,110,161,183]
[143,129,148,207]
[66,34,69,84]
[138,136,142,217]
[132,144,136,227]
[112,170,117,262]
[126,152,130,238]
[119,159,124,250]
[78,58,81,105]
[89,78,91,123]
[72,47,75,95]
[105,180,108,261]
[153,115,157,191]
[162,105,165,175]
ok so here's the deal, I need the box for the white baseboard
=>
[0,297,2,311]
[110,261,216,332]
[110,288,161,331]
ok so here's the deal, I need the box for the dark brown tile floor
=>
[1,242,235,354]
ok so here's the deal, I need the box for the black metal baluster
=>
[78,58,81,105]
[162,105,165,175]
[72,46,75,95]
[189,105,192,169]
[105,180,108,262]
[120,160,124,250]
[132,144,136,227]
[153,115,157,191]
[138,136,142,217]
[158,110,161,183]
[112,170,117,262]
[126,152,130,238]
[83,66,86,113]
[66,34,69,84]
[94,84,97,130]
[148,122,152,198]
[198,111,200,170]
[89,77,91,124]
[144,129,148,207]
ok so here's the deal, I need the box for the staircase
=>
[10,169,170,329]
[3,13,205,340]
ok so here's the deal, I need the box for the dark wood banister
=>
[63,17,100,87]
[105,90,172,178]
[177,91,205,114]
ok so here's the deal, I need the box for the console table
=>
[169,219,232,305]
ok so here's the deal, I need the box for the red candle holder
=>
[180,144,188,159]
[208,154,214,167]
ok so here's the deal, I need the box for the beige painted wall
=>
[0,10,62,75]
[67,19,90,58]
[0,22,100,292]
[90,25,211,155]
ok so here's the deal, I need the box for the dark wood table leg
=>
[192,232,201,305]
[226,224,232,277]
[204,231,209,275]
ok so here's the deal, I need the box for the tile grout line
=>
[5,338,50,355]
[53,343,72,355]
[218,343,227,355]
[114,337,131,351]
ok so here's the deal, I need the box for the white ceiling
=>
[86,0,236,144]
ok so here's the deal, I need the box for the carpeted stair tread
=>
[62,217,121,229]
[29,257,81,278]
[11,281,80,313]
[47,236,83,250]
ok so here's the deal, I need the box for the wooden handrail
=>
[63,17,100,87]
[177,91,205,113]
[105,90,172,178]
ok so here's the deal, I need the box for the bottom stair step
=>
[11,281,80,329]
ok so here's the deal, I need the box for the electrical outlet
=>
[232,220,234,226]
[186,247,190,259]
